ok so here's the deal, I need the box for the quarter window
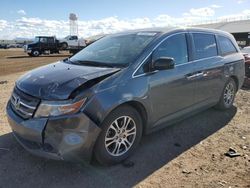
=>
[192,33,217,60]
[218,36,237,55]
[153,33,188,65]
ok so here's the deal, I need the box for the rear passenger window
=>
[48,38,54,43]
[153,33,188,65]
[192,33,217,60]
[218,36,237,55]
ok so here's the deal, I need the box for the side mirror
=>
[152,57,175,70]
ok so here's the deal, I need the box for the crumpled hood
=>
[16,61,120,100]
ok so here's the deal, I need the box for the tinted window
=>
[193,33,217,60]
[153,33,188,65]
[70,36,78,40]
[40,38,47,43]
[48,38,54,43]
[218,36,237,55]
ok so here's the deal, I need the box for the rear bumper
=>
[6,101,101,162]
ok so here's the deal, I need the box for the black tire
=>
[94,105,143,166]
[215,78,237,110]
[61,42,68,50]
[32,50,40,57]
[27,53,32,57]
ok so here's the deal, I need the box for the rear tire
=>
[61,42,68,50]
[94,105,143,166]
[215,78,237,110]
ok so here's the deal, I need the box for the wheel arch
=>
[62,42,68,46]
[102,100,148,133]
[125,101,148,132]
[230,75,239,91]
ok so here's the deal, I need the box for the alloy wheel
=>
[223,82,235,107]
[105,116,136,157]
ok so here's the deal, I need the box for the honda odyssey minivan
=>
[6,27,245,165]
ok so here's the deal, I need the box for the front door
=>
[39,37,48,50]
[148,33,196,125]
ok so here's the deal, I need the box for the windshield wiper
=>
[62,57,75,64]
[70,60,123,68]
[74,60,107,66]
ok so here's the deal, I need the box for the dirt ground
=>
[0,49,249,188]
[0,48,70,76]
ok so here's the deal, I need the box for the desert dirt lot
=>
[0,49,249,188]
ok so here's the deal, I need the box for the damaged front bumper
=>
[6,102,101,162]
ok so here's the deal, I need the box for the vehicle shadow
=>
[0,107,237,188]
[6,54,70,59]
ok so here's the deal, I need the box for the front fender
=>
[82,76,152,128]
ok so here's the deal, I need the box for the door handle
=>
[195,72,204,77]
[186,72,204,80]
[186,74,197,80]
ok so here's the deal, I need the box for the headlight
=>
[34,98,86,118]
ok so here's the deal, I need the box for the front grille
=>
[10,87,40,119]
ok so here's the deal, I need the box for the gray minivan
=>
[6,27,245,165]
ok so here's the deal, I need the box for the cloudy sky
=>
[0,0,250,39]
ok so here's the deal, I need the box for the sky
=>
[0,0,250,39]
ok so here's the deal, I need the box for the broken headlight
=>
[34,98,87,118]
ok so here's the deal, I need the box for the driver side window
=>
[40,38,47,43]
[153,33,188,65]
[70,36,78,40]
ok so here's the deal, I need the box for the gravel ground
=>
[0,50,249,188]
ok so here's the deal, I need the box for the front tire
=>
[94,105,143,166]
[215,78,237,110]
[31,50,40,57]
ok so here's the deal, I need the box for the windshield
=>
[70,32,158,67]
[34,37,39,43]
